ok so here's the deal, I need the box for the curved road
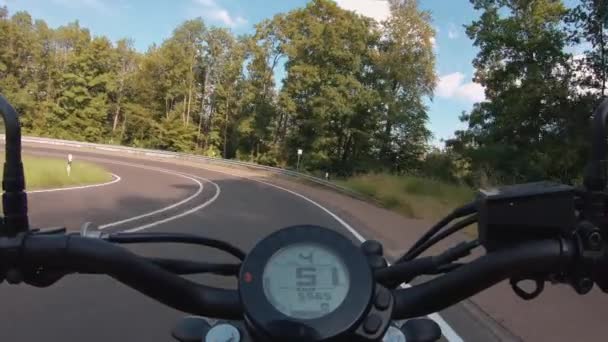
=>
[5,143,608,342]
[0,145,396,341]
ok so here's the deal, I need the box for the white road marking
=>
[99,173,204,229]
[44,156,222,232]
[28,173,122,194]
[22,144,462,341]
[187,166,464,342]
[123,175,220,233]
[23,150,213,230]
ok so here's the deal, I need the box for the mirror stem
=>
[0,94,29,236]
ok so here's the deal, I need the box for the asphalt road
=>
[5,143,598,342]
[0,145,414,341]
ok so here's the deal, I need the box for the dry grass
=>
[337,173,476,221]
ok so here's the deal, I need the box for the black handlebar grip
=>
[22,235,242,319]
[392,239,574,319]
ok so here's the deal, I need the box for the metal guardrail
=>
[2,135,368,201]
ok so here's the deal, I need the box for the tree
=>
[108,39,137,138]
[448,0,586,183]
[0,3,439,176]
[197,28,243,156]
[569,0,608,96]
[373,0,436,172]
[274,0,381,174]
[235,22,283,163]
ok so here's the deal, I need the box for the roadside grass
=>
[336,173,476,222]
[0,155,112,190]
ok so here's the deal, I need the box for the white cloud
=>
[209,8,246,27]
[436,72,485,102]
[334,0,391,22]
[193,0,247,28]
[447,23,460,39]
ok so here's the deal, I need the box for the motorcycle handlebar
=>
[21,234,242,319]
[9,234,578,321]
[392,238,576,319]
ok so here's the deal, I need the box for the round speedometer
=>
[239,225,374,342]
[262,243,350,319]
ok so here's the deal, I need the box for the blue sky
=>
[0,0,485,145]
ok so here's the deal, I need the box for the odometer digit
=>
[262,243,350,320]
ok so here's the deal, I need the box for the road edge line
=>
[192,167,464,342]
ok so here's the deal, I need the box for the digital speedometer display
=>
[262,243,350,320]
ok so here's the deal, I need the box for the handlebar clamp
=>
[572,221,608,294]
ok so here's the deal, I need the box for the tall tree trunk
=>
[600,20,606,97]
[273,111,284,145]
[165,98,170,119]
[186,84,193,126]
[204,120,212,151]
[120,112,127,141]
[182,97,187,123]
[112,104,120,132]
[342,133,353,163]
[382,118,393,160]
[186,53,195,125]
[281,113,289,143]
[197,113,203,147]
[223,97,230,159]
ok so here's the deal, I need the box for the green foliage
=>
[447,0,603,185]
[0,1,437,177]
[419,149,460,183]
[9,0,605,187]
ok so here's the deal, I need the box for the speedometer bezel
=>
[239,225,374,341]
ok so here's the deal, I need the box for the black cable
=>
[396,201,477,264]
[376,239,479,288]
[375,257,434,288]
[106,233,246,261]
[426,262,463,275]
[434,239,480,265]
[145,257,240,276]
[403,215,478,262]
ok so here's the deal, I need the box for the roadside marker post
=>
[297,148,303,171]
[66,153,73,176]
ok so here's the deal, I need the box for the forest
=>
[0,0,606,185]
